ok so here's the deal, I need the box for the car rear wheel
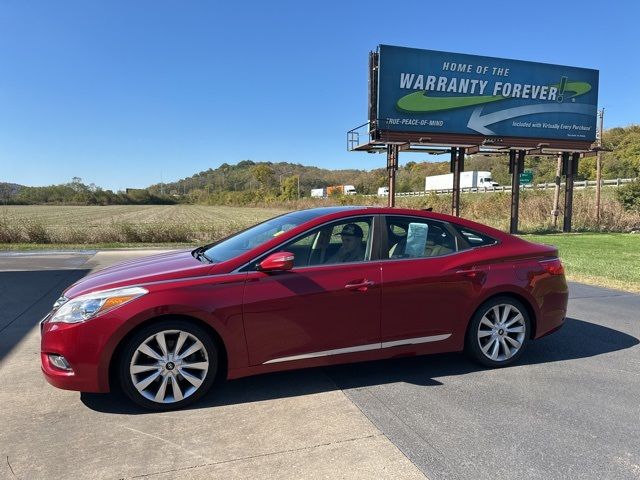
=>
[466,297,530,367]
[119,319,217,411]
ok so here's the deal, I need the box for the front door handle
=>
[345,279,374,292]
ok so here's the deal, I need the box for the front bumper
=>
[40,312,127,393]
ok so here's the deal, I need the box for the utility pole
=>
[596,108,604,223]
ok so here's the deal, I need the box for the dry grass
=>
[1,189,639,247]
[0,205,288,245]
[391,189,640,233]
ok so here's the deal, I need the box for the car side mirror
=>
[258,252,294,272]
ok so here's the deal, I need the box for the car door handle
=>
[345,280,375,292]
[456,269,486,279]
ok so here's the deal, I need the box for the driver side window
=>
[276,217,373,268]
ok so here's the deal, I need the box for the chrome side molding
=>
[263,334,451,365]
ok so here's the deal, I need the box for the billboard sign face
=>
[376,45,599,142]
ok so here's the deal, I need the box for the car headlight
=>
[52,295,69,310]
[49,286,148,324]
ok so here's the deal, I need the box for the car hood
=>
[64,249,212,298]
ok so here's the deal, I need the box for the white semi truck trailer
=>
[310,185,357,198]
[424,171,499,191]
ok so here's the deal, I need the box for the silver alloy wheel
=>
[476,303,526,362]
[129,329,209,404]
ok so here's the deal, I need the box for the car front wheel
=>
[466,297,530,367]
[119,319,217,411]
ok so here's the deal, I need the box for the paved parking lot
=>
[1,250,639,479]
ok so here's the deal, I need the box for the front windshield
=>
[203,210,326,263]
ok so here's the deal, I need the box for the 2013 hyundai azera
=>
[41,207,568,410]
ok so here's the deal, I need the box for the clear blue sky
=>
[1,0,638,191]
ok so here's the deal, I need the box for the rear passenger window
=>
[454,226,497,249]
[385,216,456,259]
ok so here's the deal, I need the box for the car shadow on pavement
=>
[81,316,638,414]
[0,269,90,364]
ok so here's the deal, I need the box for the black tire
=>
[465,296,530,368]
[118,319,218,411]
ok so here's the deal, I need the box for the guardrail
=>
[379,178,637,197]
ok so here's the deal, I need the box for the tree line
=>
[1,177,175,205]
[3,125,639,205]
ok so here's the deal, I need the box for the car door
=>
[380,215,480,346]
[241,216,382,366]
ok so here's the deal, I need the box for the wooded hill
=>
[3,125,639,205]
[148,125,640,199]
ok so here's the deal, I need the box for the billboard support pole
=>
[450,148,464,216]
[552,154,562,228]
[387,144,399,207]
[509,150,525,234]
[563,152,579,232]
[595,108,604,223]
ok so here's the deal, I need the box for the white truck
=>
[424,171,498,191]
[311,185,357,198]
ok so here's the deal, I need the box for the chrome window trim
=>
[263,333,451,364]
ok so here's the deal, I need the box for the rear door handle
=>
[456,269,486,279]
[345,279,374,292]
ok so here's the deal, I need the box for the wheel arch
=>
[464,291,538,344]
[108,314,229,393]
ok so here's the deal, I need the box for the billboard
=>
[376,45,599,142]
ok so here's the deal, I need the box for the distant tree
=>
[616,179,640,212]
[280,176,299,200]
[252,164,276,189]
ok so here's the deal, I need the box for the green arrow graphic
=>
[396,81,592,113]
[396,91,505,113]
[550,81,592,98]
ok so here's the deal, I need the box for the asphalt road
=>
[1,251,639,479]
[328,282,640,479]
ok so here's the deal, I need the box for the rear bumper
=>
[532,276,569,339]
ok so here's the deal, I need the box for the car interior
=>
[278,218,373,267]
[387,218,456,259]
[259,216,495,270]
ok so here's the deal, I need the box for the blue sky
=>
[1,0,638,191]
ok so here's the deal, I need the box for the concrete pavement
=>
[0,250,425,480]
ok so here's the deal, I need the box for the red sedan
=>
[41,207,568,410]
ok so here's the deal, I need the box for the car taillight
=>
[540,258,565,276]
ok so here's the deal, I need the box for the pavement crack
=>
[6,456,16,477]
[359,387,444,457]
[320,371,429,478]
[120,426,214,464]
[128,434,379,479]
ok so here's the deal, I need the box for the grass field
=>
[523,233,640,293]
[0,205,288,226]
[0,205,288,245]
